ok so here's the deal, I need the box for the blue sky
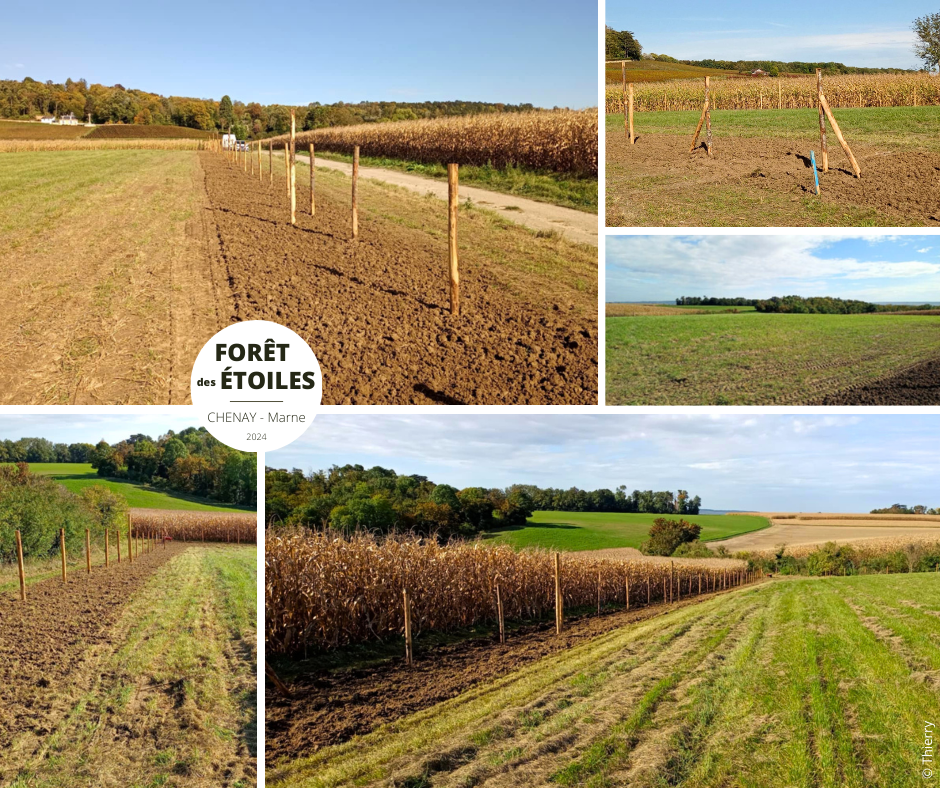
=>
[0,414,204,446]
[606,235,940,303]
[607,0,928,69]
[267,414,940,511]
[0,0,597,108]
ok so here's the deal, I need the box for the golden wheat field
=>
[265,529,749,654]
[0,138,209,152]
[745,512,940,525]
[754,535,940,559]
[131,509,257,543]
[269,110,598,176]
[604,73,940,113]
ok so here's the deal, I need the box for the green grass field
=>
[485,511,769,551]
[272,573,940,787]
[606,106,940,152]
[18,463,253,512]
[607,312,940,405]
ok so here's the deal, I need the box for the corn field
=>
[266,529,747,654]
[268,110,598,176]
[131,510,257,543]
[0,138,210,153]
[605,73,940,113]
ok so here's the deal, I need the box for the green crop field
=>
[485,511,769,551]
[272,573,940,788]
[15,463,253,512]
[607,312,940,405]
[606,106,940,153]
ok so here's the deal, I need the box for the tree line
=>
[674,295,935,313]
[0,77,542,138]
[870,504,940,515]
[676,296,759,306]
[678,59,917,75]
[0,428,255,507]
[266,464,700,538]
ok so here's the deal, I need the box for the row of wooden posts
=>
[12,513,162,602]
[400,554,760,665]
[620,68,861,178]
[213,110,461,316]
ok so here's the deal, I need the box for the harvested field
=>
[85,124,213,139]
[711,520,940,552]
[608,133,940,227]
[0,543,256,787]
[0,120,89,139]
[202,151,597,404]
[606,303,707,316]
[578,546,745,568]
[265,578,751,763]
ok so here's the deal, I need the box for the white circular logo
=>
[190,321,321,451]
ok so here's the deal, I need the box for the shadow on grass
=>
[480,521,582,539]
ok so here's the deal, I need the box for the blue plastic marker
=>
[810,151,820,195]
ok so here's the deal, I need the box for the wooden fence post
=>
[351,145,359,239]
[128,514,133,564]
[705,76,712,156]
[117,529,121,563]
[258,141,262,181]
[778,79,782,109]
[60,528,67,582]
[646,576,650,605]
[269,141,273,184]
[819,92,860,178]
[597,569,602,615]
[309,143,316,215]
[677,571,681,601]
[698,573,701,595]
[447,163,459,316]
[86,529,91,573]
[663,575,667,604]
[554,552,563,634]
[15,530,26,601]
[105,530,110,567]
[496,583,505,644]
[628,83,635,144]
[817,70,828,172]
[625,575,630,610]
[289,109,297,226]
[403,588,413,665]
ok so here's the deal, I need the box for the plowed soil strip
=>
[607,134,940,227]
[0,543,185,771]
[200,152,597,404]
[266,591,733,763]
[816,355,940,404]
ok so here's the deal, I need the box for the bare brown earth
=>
[266,586,741,764]
[201,152,598,404]
[0,543,184,777]
[814,355,940,404]
[607,134,940,226]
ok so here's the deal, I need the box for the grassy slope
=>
[304,149,597,213]
[20,463,252,512]
[12,545,257,787]
[485,511,770,551]
[605,61,738,84]
[606,106,940,152]
[607,312,940,405]
[0,120,90,140]
[272,573,940,787]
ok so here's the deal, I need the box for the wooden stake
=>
[269,141,273,183]
[705,77,712,156]
[778,79,782,109]
[646,576,650,605]
[351,145,359,239]
[289,110,296,225]
[60,528,67,582]
[817,70,828,172]
[625,576,630,610]
[250,141,254,176]
[85,529,91,573]
[258,141,262,181]
[117,530,121,563]
[819,92,861,178]
[698,573,701,595]
[127,514,133,564]
[621,62,628,137]
[554,552,563,634]
[403,588,413,665]
[447,163,459,316]
[265,662,294,698]
[15,530,26,601]
[628,83,635,144]
[689,100,708,152]
[310,142,317,216]
[597,570,602,615]
[496,584,505,644]
[105,530,110,567]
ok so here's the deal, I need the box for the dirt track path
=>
[285,151,598,246]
